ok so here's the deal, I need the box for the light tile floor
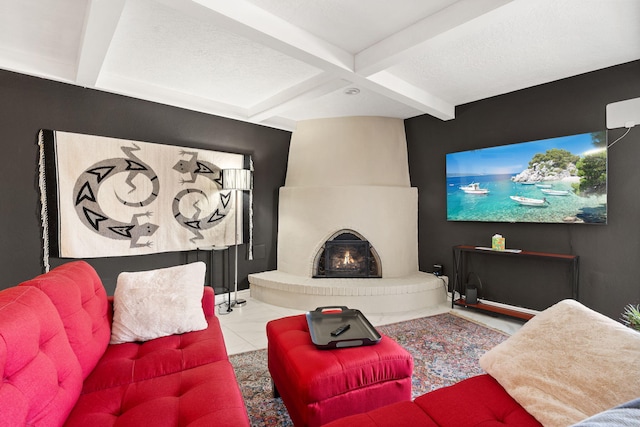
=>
[218,291,525,355]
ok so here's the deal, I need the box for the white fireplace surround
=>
[278,185,418,278]
[249,116,446,314]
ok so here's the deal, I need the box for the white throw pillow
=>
[110,262,208,344]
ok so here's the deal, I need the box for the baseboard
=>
[215,289,250,306]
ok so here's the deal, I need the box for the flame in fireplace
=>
[343,251,355,265]
[333,249,360,271]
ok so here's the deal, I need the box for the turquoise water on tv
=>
[446,174,607,224]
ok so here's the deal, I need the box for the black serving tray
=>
[306,306,382,349]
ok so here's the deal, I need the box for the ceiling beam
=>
[156,0,353,74]
[125,0,460,124]
[0,46,76,83]
[355,0,514,77]
[254,116,297,132]
[181,0,458,121]
[362,71,455,120]
[75,0,127,87]
[248,74,351,122]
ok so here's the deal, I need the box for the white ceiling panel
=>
[387,0,640,105]
[100,0,323,107]
[1,0,638,131]
[0,0,88,80]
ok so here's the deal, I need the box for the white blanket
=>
[480,299,640,427]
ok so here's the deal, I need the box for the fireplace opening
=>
[313,231,381,278]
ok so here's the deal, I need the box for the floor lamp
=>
[223,168,252,307]
[212,245,232,315]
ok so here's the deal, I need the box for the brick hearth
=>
[250,271,446,314]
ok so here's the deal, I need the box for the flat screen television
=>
[446,131,607,224]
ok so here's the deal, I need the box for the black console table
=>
[452,245,579,320]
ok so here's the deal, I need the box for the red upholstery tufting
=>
[0,286,83,426]
[20,261,231,393]
[2,261,249,426]
[66,361,246,427]
[19,261,111,379]
[82,313,229,393]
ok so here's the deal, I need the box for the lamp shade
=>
[223,169,252,190]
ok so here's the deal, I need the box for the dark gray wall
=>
[405,60,640,319]
[4,61,640,318]
[0,70,290,295]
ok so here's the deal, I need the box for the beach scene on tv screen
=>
[446,131,607,224]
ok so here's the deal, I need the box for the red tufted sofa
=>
[0,261,249,426]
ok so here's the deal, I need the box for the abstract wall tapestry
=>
[38,129,251,267]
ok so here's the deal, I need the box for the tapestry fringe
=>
[248,157,254,261]
[37,130,50,272]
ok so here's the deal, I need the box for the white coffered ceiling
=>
[1,0,639,131]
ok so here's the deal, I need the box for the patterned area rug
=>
[229,312,509,427]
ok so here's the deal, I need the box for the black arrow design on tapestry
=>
[82,207,108,231]
[109,225,135,238]
[76,182,97,205]
[221,192,231,208]
[207,209,225,223]
[87,166,116,183]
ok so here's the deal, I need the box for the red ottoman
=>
[267,314,413,427]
